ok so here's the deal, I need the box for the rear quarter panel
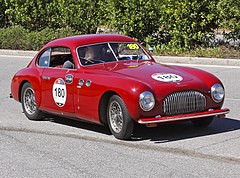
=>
[11,67,44,106]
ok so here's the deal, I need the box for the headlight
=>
[211,84,224,103]
[139,91,155,111]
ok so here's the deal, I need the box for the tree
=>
[47,0,109,34]
[110,0,161,44]
[5,0,109,34]
[0,0,9,27]
[5,0,52,31]
[218,0,240,39]
[159,0,219,49]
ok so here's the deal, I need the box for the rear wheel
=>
[191,117,214,127]
[107,95,134,140]
[21,82,43,120]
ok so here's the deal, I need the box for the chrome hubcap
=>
[23,87,37,115]
[109,101,123,133]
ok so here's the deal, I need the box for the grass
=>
[154,46,240,59]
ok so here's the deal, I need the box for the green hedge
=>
[217,0,240,39]
[1,0,240,50]
[0,26,239,58]
[0,26,80,50]
[4,0,108,33]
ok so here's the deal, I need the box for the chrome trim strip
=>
[138,110,230,124]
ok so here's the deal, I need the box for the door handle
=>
[42,76,51,80]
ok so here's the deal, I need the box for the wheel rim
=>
[23,87,37,115]
[109,101,123,133]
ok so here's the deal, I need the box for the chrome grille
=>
[163,91,206,116]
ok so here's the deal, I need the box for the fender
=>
[11,67,44,107]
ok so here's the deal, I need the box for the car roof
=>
[44,34,137,49]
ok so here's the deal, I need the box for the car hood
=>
[103,61,210,97]
[104,61,196,84]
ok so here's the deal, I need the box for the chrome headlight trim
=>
[139,91,155,111]
[211,83,225,103]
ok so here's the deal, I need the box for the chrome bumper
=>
[138,108,230,124]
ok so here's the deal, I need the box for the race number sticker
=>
[151,73,183,82]
[127,43,139,50]
[52,78,67,107]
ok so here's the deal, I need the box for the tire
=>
[107,95,134,140]
[21,82,43,120]
[191,116,214,127]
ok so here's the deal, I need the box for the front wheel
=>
[107,95,134,140]
[21,82,43,120]
[191,117,214,127]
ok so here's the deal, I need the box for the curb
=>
[0,49,239,66]
[0,49,37,56]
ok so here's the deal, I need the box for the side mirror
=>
[148,47,154,53]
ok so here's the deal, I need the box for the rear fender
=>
[11,68,43,107]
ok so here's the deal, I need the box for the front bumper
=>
[138,108,230,124]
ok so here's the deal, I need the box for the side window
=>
[50,47,75,69]
[38,49,51,67]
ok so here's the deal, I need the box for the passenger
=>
[63,60,74,69]
[63,54,75,69]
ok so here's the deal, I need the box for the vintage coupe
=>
[11,34,229,140]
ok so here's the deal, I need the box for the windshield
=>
[77,42,150,66]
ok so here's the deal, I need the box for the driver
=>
[82,45,104,65]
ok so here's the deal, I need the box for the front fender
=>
[98,76,153,120]
[175,65,223,88]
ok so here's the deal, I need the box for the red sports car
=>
[11,34,229,140]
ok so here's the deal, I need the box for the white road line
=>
[0,55,33,58]
[163,62,240,69]
[225,98,240,101]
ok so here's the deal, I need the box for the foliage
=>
[0,26,29,49]
[0,0,239,52]
[110,0,161,44]
[0,26,79,50]
[0,0,9,27]
[0,26,239,58]
[5,0,109,33]
[25,27,80,50]
[153,45,240,59]
[217,0,240,39]
[46,0,109,34]
[5,0,52,31]
[158,0,220,49]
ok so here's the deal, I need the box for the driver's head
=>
[85,45,102,60]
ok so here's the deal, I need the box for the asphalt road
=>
[0,55,240,178]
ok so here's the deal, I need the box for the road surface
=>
[0,55,239,177]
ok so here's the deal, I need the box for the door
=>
[40,47,76,113]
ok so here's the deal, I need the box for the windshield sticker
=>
[152,73,183,82]
[127,43,139,50]
[52,78,67,107]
